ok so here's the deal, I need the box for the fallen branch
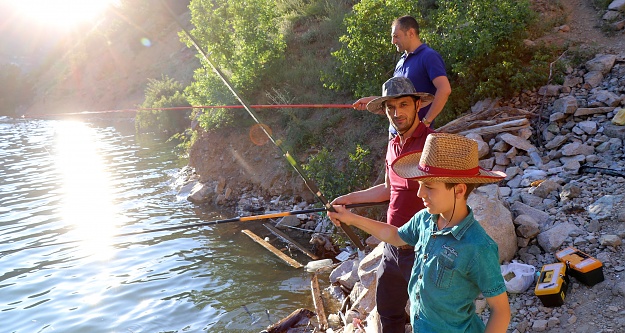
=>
[579,165,625,178]
[438,106,534,134]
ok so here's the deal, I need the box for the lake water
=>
[0,116,314,332]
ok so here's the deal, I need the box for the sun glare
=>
[54,121,120,259]
[7,0,118,31]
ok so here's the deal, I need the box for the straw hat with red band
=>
[391,133,506,184]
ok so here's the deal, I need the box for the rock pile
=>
[603,0,625,31]
[326,52,625,333]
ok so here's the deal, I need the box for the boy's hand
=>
[330,194,350,206]
[328,205,351,227]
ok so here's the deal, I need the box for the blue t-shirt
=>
[389,43,447,136]
[398,207,506,333]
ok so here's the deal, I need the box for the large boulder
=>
[537,223,583,252]
[468,185,517,262]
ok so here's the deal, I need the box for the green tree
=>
[183,0,286,130]
[325,0,547,123]
[323,0,415,97]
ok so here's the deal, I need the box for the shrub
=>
[303,144,374,200]
[136,75,191,135]
[322,0,415,97]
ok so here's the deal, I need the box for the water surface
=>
[0,117,312,332]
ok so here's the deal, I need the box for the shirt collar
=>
[402,43,428,59]
[390,121,428,146]
[430,206,476,240]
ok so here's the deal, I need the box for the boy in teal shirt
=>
[328,133,510,332]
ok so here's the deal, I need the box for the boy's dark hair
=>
[445,183,477,200]
[393,15,420,35]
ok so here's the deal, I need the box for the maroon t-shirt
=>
[385,123,436,227]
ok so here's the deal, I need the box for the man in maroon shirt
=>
[332,76,436,332]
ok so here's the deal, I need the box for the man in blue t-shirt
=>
[354,15,451,130]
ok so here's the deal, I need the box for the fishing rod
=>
[22,104,354,119]
[161,1,366,250]
[0,202,386,256]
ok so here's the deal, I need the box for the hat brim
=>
[391,151,506,184]
[366,93,434,115]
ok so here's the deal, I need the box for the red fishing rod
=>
[160,1,365,250]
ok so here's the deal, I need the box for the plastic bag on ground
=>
[500,260,536,293]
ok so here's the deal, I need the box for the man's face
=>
[391,25,410,53]
[385,96,419,133]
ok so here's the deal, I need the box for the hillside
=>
[22,0,624,203]
[23,12,199,116]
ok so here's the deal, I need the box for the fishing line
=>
[160,1,365,250]
[0,202,386,257]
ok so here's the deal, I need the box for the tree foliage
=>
[323,0,415,97]
[326,0,550,122]
[183,0,286,130]
[0,64,33,116]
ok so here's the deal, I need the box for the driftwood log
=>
[310,273,329,330]
[262,308,316,333]
[437,106,536,135]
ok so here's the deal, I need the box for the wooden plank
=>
[310,273,329,331]
[241,229,303,269]
[263,223,320,260]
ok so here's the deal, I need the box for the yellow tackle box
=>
[555,247,604,286]
[534,262,569,307]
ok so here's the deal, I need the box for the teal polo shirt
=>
[398,207,507,333]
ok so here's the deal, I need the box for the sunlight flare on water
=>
[54,121,120,260]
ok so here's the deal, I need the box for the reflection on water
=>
[54,121,120,260]
[0,117,312,332]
